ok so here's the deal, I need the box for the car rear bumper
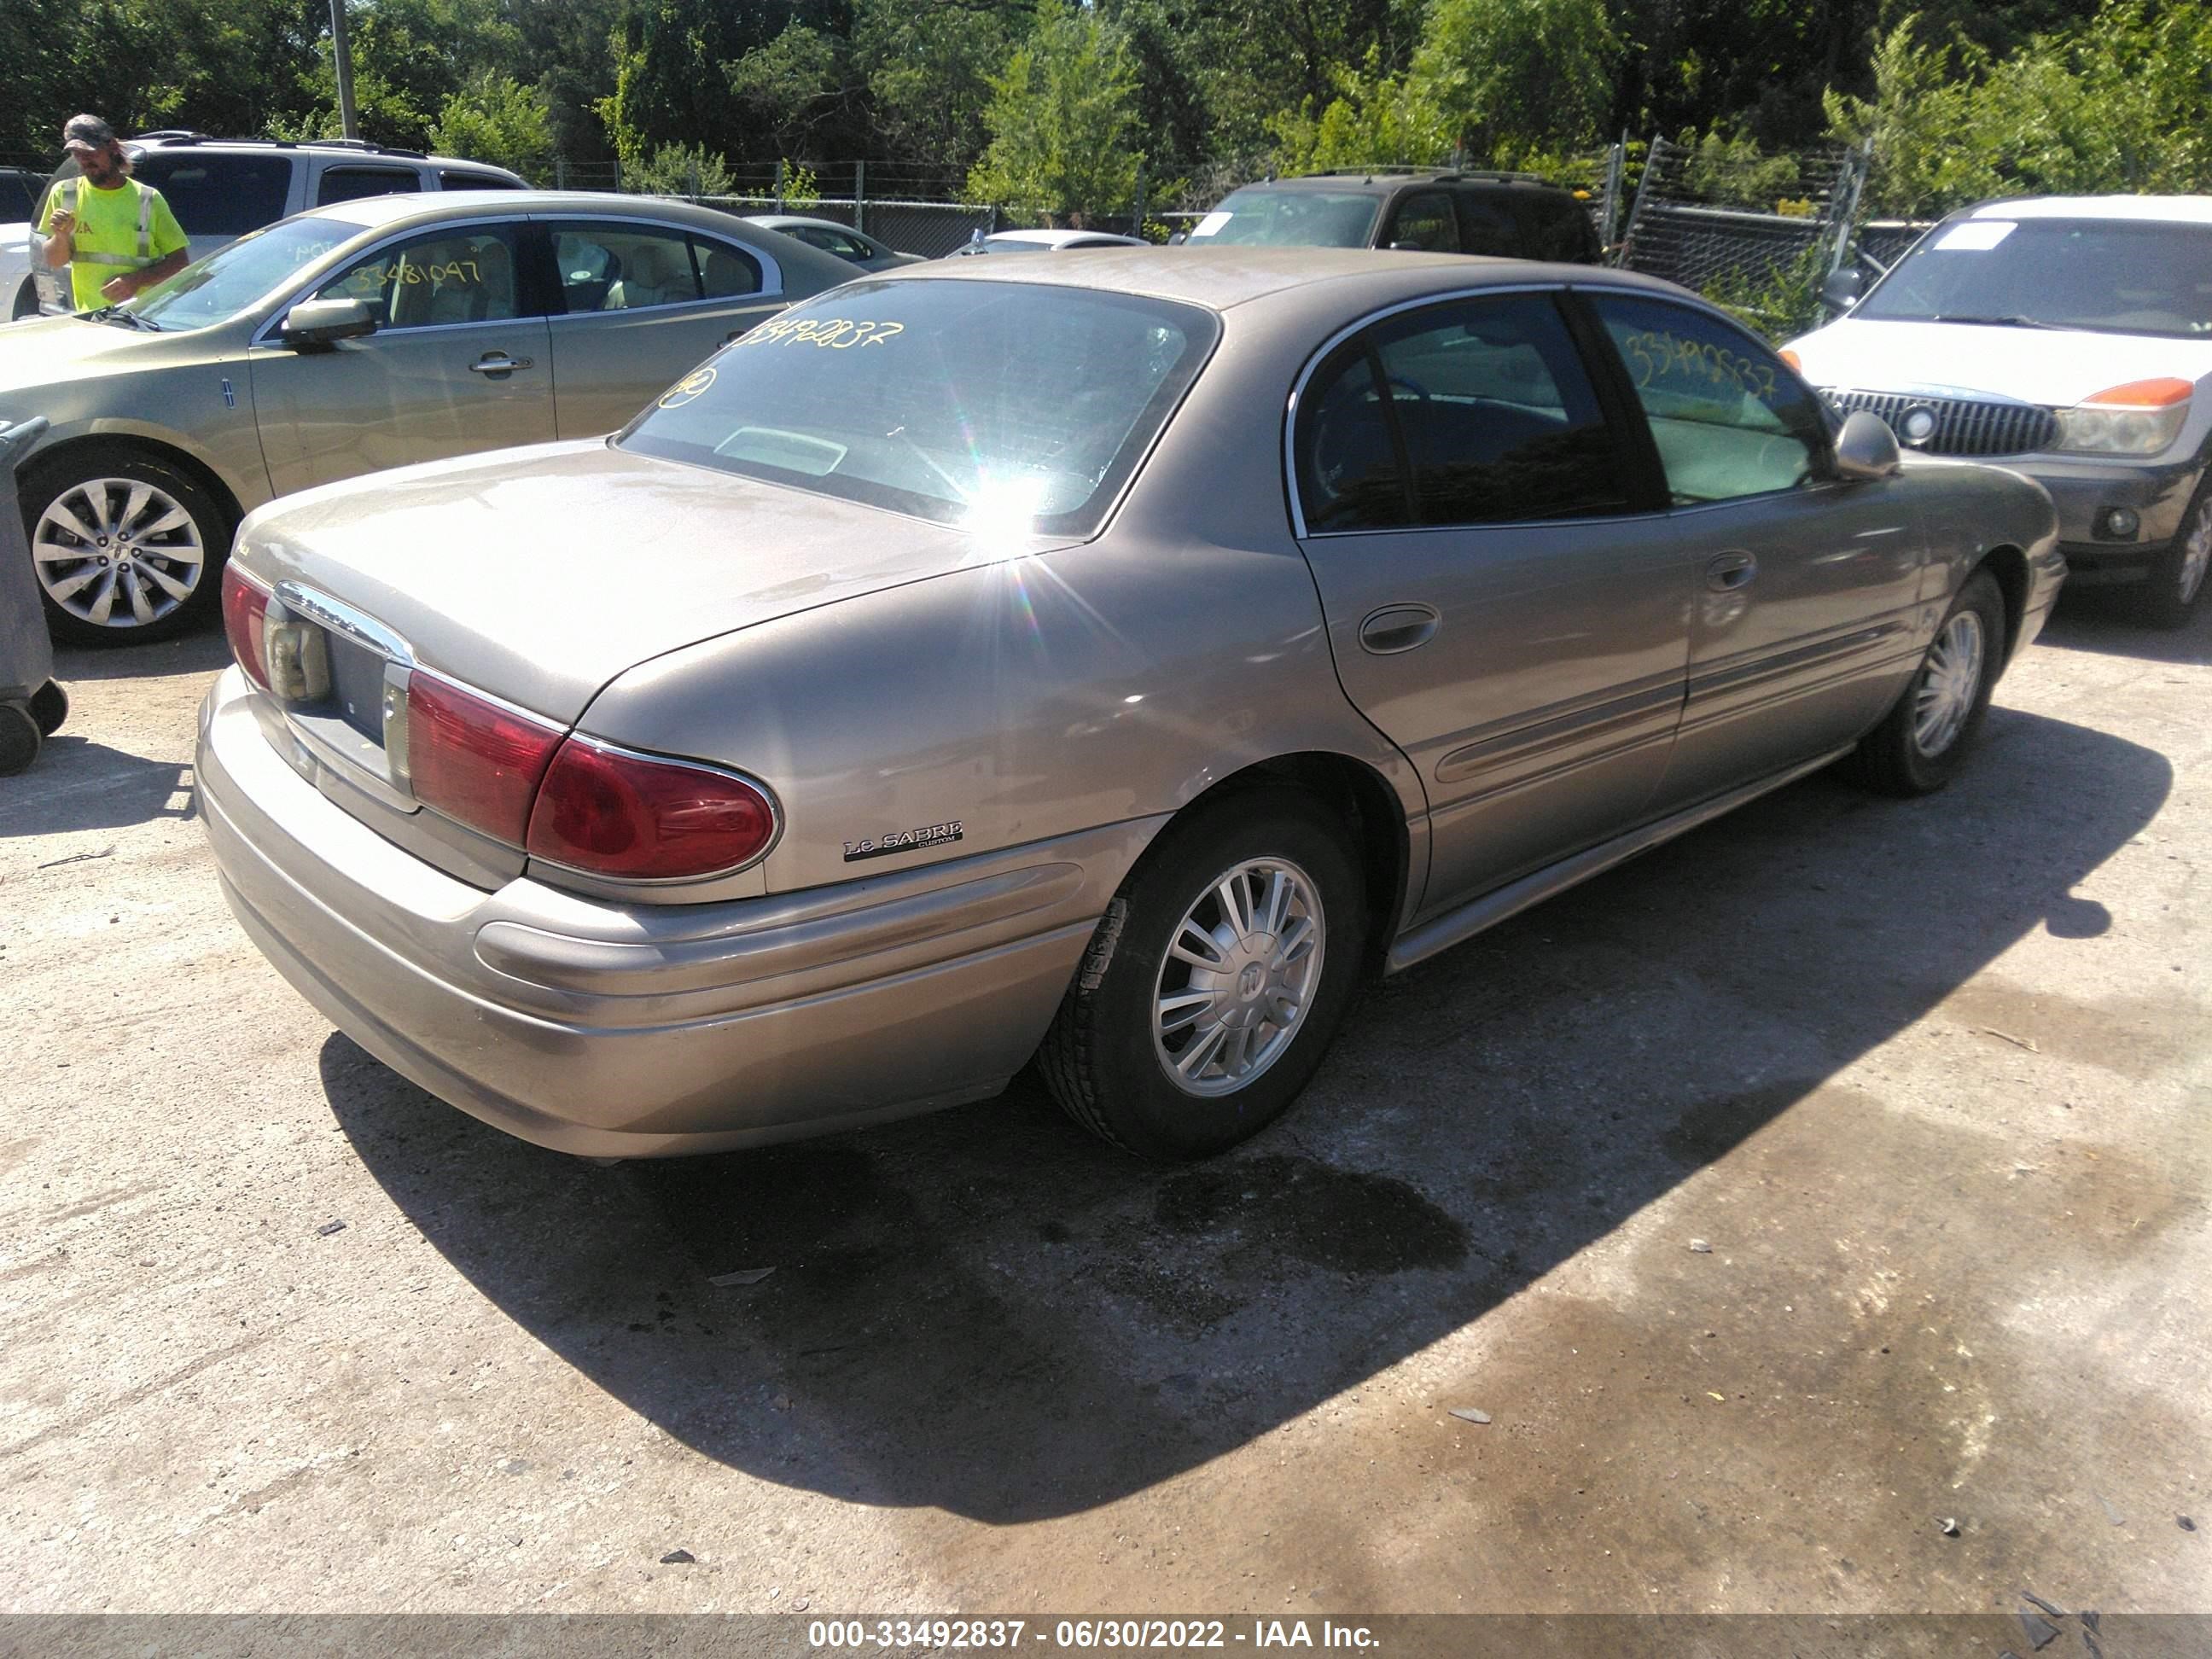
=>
[198,667,1153,1157]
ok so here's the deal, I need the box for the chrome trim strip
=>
[1384,745,1853,975]
[1435,678,1685,783]
[271,580,416,666]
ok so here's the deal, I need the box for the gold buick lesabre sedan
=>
[198,250,2064,1161]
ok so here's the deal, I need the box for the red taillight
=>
[404,672,564,845]
[526,737,778,881]
[221,566,271,690]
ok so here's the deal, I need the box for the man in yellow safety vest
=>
[36,114,190,311]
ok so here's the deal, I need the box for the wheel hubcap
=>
[1912,608,1984,758]
[1153,857,1325,1098]
[2178,499,2212,606]
[32,477,204,629]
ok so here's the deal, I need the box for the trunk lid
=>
[236,438,1070,724]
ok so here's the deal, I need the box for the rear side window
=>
[131,154,292,236]
[1387,191,1457,253]
[550,224,701,311]
[317,166,422,207]
[1296,292,1633,532]
[693,236,764,297]
[1453,195,1521,257]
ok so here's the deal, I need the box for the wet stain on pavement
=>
[1153,1155,1467,1275]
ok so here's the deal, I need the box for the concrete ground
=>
[2,594,2207,1619]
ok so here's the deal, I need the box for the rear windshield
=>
[620,279,1219,537]
[1186,188,1381,248]
[1859,217,2212,339]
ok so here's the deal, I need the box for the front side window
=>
[1295,292,1633,532]
[316,225,521,329]
[1387,192,1457,253]
[1589,293,1829,504]
[620,279,1217,537]
[317,166,422,207]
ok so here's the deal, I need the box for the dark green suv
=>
[1184,167,1602,264]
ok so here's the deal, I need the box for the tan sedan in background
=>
[0,191,854,643]
[198,250,2063,1161]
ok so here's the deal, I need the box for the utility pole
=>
[329,0,359,141]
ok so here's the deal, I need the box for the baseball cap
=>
[62,114,118,154]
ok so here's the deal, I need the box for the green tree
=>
[725,20,853,158]
[966,0,1144,217]
[428,71,555,178]
[852,0,1026,177]
[1412,0,1619,158]
[1267,55,1450,172]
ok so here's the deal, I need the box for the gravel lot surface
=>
[2,595,2207,1617]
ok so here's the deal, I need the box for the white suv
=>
[1788,195,2212,627]
[11,131,525,320]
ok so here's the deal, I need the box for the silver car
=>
[197,251,2064,1161]
[1,191,854,643]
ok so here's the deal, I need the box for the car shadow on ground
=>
[1,735,195,837]
[323,704,2168,1523]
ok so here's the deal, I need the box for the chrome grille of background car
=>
[1823,389,2058,458]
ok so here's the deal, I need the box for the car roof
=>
[1237,169,1569,198]
[869,244,1693,312]
[125,134,514,172]
[298,189,763,232]
[1965,195,2212,224]
[985,229,1143,246]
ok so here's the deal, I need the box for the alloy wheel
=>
[1912,608,1984,758]
[2176,498,2212,608]
[32,476,207,631]
[1152,857,1325,1097]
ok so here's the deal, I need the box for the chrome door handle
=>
[1359,603,1441,655]
[1706,551,1758,591]
[469,352,533,375]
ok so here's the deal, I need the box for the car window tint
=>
[317,226,521,329]
[690,236,764,298]
[440,170,519,190]
[550,224,702,312]
[317,166,422,207]
[132,154,291,237]
[1589,293,1827,504]
[1388,192,1456,253]
[1374,293,1631,526]
[1295,343,1412,531]
[1511,198,1597,262]
[1454,197,1521,257]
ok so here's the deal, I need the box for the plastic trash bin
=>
[0,416,66,775]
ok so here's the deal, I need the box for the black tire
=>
[1037,787,1368,1160]
[0,702,41,777]
[2122,479,2212,631]
[29,679,67,736]
[1843,568,2006,798]
[9,278,38,322]
[20,448,231,648]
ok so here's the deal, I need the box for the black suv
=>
[1184,167,1601,264]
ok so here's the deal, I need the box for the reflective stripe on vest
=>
[60,178,157,270]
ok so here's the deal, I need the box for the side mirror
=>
[1819,267,1863,314]
[1167,230,1186,246]
[280,297,376,347]
[1832,409,1901,480]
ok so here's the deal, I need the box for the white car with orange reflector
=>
[1787,195,2212,626]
